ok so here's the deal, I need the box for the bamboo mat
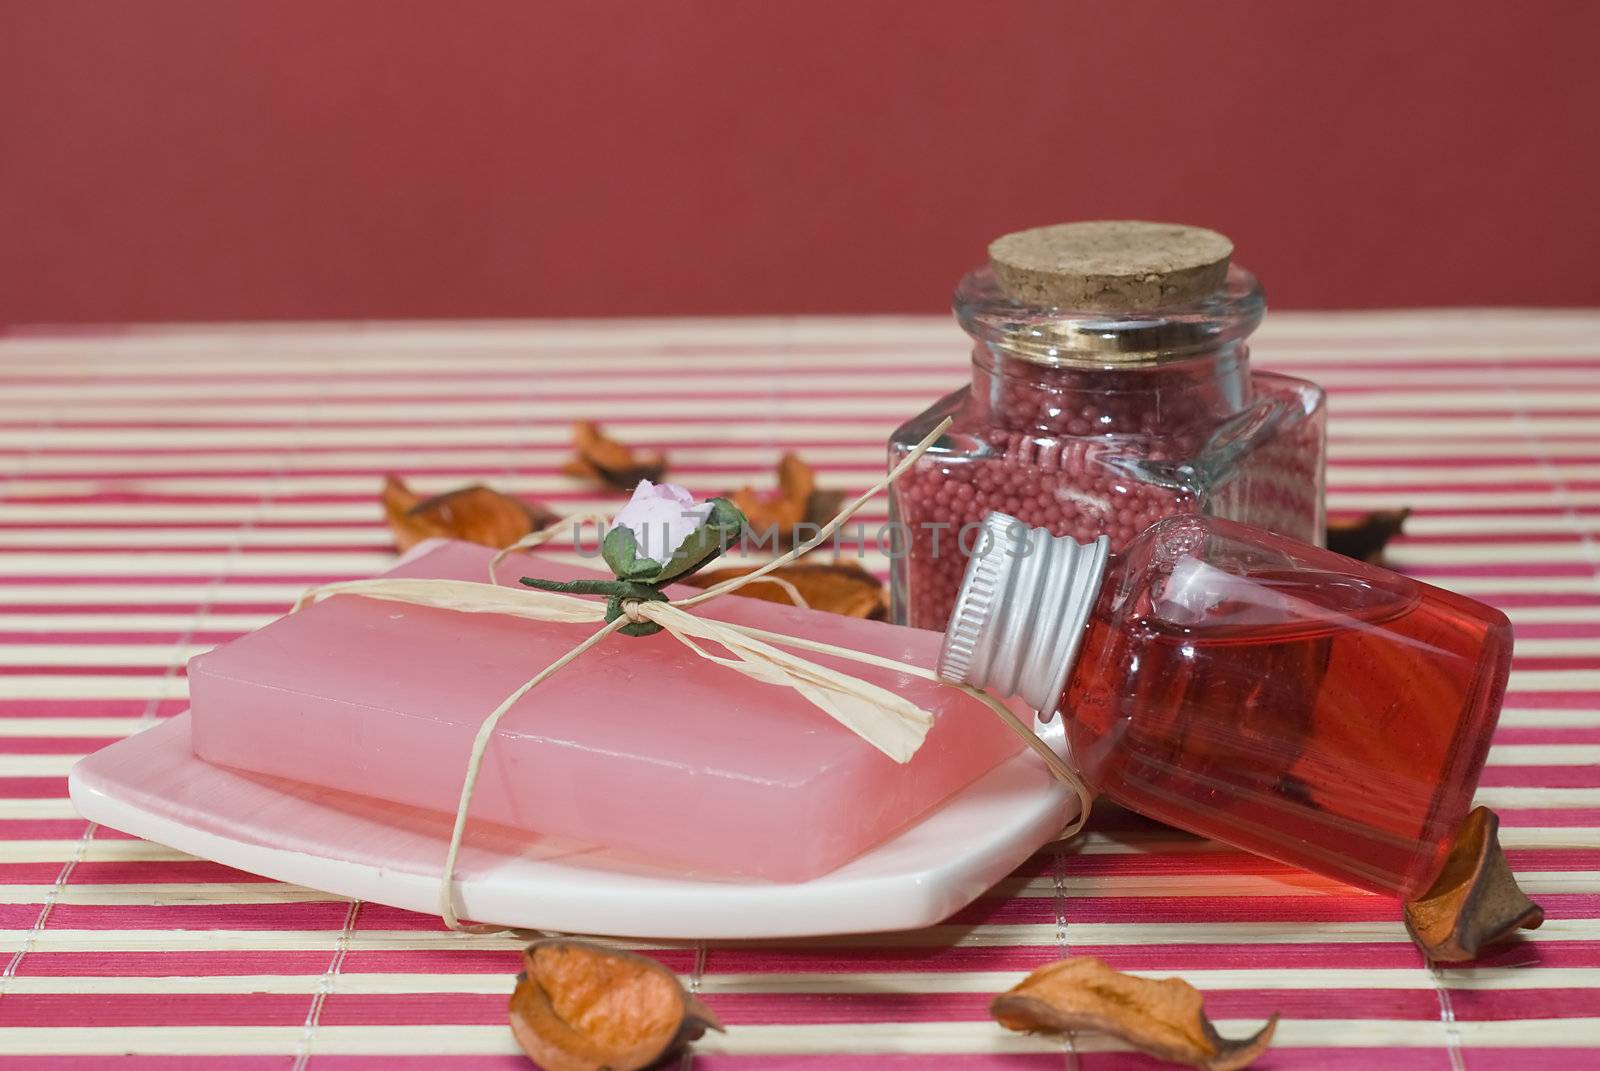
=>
[1,312,1598,1068]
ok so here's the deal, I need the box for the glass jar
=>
[940,513,1513,897]
[889,234,1326,632]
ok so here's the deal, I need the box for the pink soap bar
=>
[188,540,1025,881]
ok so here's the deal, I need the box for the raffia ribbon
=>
[296,419,1093,932]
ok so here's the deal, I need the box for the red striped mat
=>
[1,313,1597,1067]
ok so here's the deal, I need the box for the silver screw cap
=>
[937,513,1110,716]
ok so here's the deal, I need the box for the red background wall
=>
[2,1,1597,325]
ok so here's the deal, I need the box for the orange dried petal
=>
[731,453,826,546]
[686,561,887,620]
[565,421,667,492]
[381,475,556,553]
[1404,806,1544,961]
[992,956,1276,1071]
[509,940,720,1071]
[1325,508,1411,564]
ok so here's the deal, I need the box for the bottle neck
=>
[953,261,1264,438]
[969,343,1252,436]
[937,513,1110,715]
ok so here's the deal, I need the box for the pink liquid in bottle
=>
[942,513,1512,896]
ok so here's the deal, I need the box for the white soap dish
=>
[69,713,1078,939]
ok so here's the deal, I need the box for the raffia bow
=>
[296,419,1093,931]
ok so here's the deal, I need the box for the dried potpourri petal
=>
[382,475,558,553]
[1325,508,1411,564]
[686,560,888,619]
[802,487,847,533]
[561,421,668,491]
[730,453,815,541]
[991,956,1277,1071]
[509,939,722,1071]
[1404,806,1544,961]
[729,453,848,549]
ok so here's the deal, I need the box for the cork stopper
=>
[988,221,1233,311]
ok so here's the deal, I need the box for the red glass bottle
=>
[938,512,1513,896]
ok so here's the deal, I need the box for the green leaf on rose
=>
[517,495,746,640]
[650,497,746,585]
[600,525,659,583]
